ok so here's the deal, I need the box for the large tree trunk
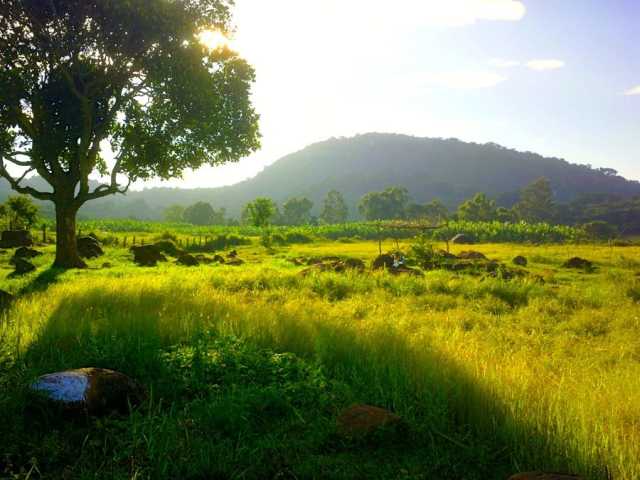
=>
[54,203,86,269]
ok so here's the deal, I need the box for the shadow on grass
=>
[18,267,66,295]
[5,287,612,480]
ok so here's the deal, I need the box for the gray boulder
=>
[30,368,146,416]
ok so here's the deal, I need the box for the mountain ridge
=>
[3,133,639,220]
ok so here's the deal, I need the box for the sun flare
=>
[198,30,230,50]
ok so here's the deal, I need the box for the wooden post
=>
[42,224,47,243]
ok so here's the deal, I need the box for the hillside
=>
[3,133,639,219]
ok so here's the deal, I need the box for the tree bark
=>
[54,203,86,269]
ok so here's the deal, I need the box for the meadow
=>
[1,226,639,479]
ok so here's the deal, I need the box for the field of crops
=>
[71,219,585,244]
[1,229,639,479]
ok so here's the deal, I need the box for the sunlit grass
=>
[1,240,639,478]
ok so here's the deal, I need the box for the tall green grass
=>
[2,246,640,479]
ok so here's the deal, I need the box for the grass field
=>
[1,234,639,479]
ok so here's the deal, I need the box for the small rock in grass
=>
[13,247,43,259]
[195,254,214,264]
[507,473,583,480]
[30,368,146,416]
[213,254,226,264]
[10,258,36,276]
[227,249,238,258]
[513,256,528,266]
[337,404,403,437]
[0,230,33,248]
[0,289,14,310]
[101,262,112,269]
[153,240,182,257]
[563,257,593,270]
[130,245,167,267]
[177,253,199,267]
[457,250,487,260]
[226,258,244,266]
[451,233,474,245]
[372,254,395,270]
[77,236,104,259]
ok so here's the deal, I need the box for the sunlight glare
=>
[198,30,230,50]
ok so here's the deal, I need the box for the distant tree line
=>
[162,178,640,237]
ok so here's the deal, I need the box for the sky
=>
[144,0,640,189]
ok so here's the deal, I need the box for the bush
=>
[582,221,617,240]
[284,232,313,244]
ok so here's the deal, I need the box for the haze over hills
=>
[3,133,640,220]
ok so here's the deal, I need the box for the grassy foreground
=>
[1,239,639,479]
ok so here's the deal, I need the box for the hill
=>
[3,133,639,219]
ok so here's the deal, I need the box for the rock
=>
[177,253,199,267]
[30,368,146,416]
[101,262,112,269]
[337,404,403,437]
[10,247,42,265]
[228,250,238,258]
[457,250,487,260]
[372,254,395,270]
[0,230,33,248]
[513,256,528,266]
[226,258,244,266]
[154,240,182,257]
[436,249,458,260]
[77,236,104,259]
[213,254,226,264]
[507,473,582,480]
[0,290,14,310]
[451,233,474,245]
[563,257,593,270]
[195,254,214,265]
[300,258,366,276]
[11,258,36,276]
[130,245,167,267]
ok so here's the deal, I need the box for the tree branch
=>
[0,159,53,201]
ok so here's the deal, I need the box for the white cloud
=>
[624,85,640,96]
[421,71,507,89]
[526,59,565,71]
[489,59,521,68]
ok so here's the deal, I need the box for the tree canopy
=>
[0,0,260,267]
[282,197,313,225]
[320,190,348,224]
[358,186,410,221]
[242,198,277,227]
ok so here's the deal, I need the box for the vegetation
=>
[242,198,278,227]
[0,0,260,267]
[320,190,349,224]
[0,234,639,479]
[0,195,39,230]
[281,197,314,225]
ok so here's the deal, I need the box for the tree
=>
[406,199,448,223]
[183,202,215,226]
[164,205,185,223]
[242,198,277,227]
[320,190,348,224]
[358,186,410,221]
[7,195,39,229]
[0,1,260,268]
[457,193,498,222]
[514,177,555,223]
[282,197,313,225]
[1,195,39,230]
